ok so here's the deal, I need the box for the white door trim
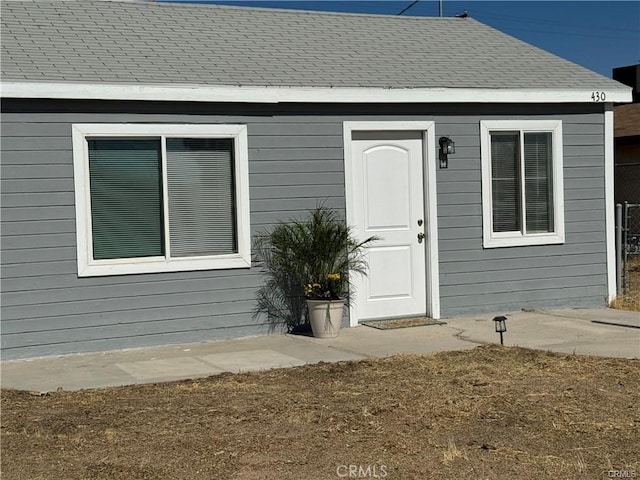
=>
[343,121,440,325]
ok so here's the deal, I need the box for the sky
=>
[160,0,640,78]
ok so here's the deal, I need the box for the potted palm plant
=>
[253,206,377,338]
[299,206,377,338]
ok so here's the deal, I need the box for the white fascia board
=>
[1,82,633,104]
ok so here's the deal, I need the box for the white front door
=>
[349,130,427,321]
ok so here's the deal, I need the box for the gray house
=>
[1,0,632,359]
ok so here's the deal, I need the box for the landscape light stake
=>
[493,316,507,345]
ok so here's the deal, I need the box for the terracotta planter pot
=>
[306,299,345,338]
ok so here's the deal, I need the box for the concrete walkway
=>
[1,308,638,393]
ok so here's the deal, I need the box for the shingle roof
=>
[0,0,626,91]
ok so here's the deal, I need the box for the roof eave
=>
[0,82,633,104]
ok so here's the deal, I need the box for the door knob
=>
[417,232,425,243]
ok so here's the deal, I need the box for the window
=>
[72,124,250,276]
[480,120,564,248]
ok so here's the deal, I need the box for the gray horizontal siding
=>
[441,285,605,309]
[439,252,605,273]
[4,311,259,349]
[0,105,352,358]
[2,295,257,325]
[432,107,607,316]
[438,234,605,254]
[2,277,261,309]
[9,321,269,360]
[0,100,608,358]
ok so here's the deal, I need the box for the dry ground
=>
[2,346,639,480]
[612,255,640,311]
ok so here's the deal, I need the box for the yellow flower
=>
[326,273,341,281]
[303,283,323,294]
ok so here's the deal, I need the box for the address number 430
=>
[591,91,606,102]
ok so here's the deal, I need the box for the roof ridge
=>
[2,0,628,95]
[70,0,468,21]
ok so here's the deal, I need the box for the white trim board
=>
[343,121,440,325]
[1,82,632,104]
[604,104,616,302]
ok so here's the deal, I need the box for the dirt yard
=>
[612,255,640,311]
[2,346,639,480]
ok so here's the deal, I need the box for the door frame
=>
[343,121,441,326]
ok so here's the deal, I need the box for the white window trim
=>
[72,123,251,277]
[480,120,565,249]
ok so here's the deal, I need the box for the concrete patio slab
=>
[115,357,223,381]
[447,309,639,359]
[0,356,139,392]
[198,349,306,373]
[1,308,638,393]
[550,308,640,329]
[295,322,476,358]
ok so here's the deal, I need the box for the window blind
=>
[88,139,164,260]
[524,133,553,233]
[166,138,237,257]
[491,133,521,233]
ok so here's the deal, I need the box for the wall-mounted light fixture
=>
[438,136,455,168]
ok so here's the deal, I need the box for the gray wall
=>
[1,100,607,359]
[434,107,607,316]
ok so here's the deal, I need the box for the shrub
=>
[253,206,377,333]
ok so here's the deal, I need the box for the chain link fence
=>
[615,159,640,296]
[617,202,640,295]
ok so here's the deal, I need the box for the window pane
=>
[166,138,237,257]
[88,139,164,260]
[491,133,521,233]
[524,133,553,233]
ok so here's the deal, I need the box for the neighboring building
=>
[613,64,640,204]
[0,0,632,359]
[613,64,640,103]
